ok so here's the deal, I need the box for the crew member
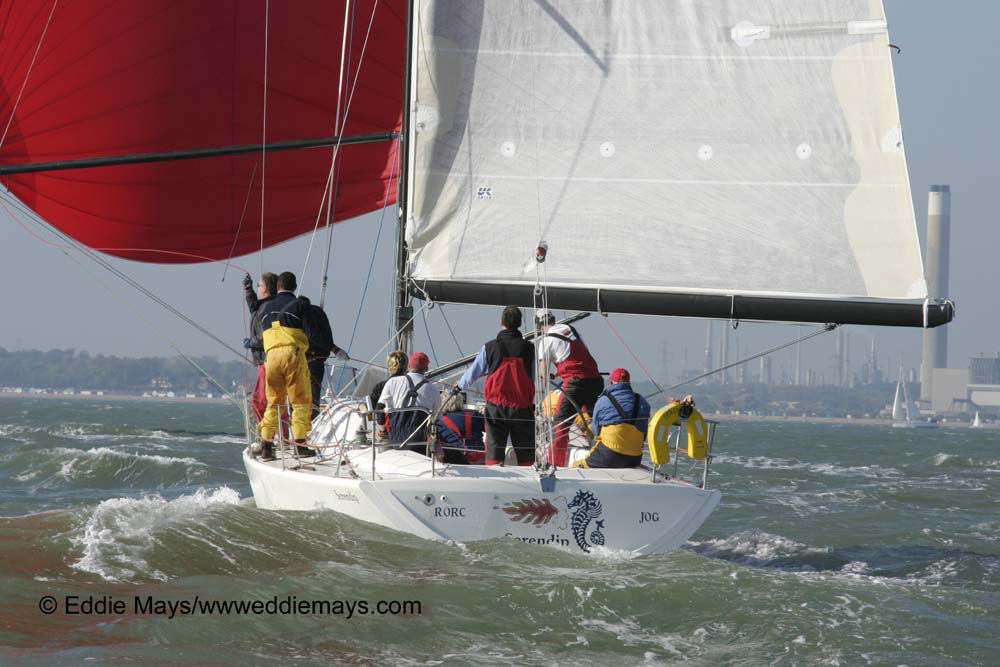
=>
[304,302,349,419]
[576,368,651,468]
[456,305,535,465]
[535,309,603,466]
[378,352,442,452]
[256,271,314,460]
[436,391,486,464]
[243,272,277,421]
[369,351,408,437]
[577,369,695,468]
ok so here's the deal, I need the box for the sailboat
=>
[971,411,983,428]
[0,1,954,555]
[891,366,939,429]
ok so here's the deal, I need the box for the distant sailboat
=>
[892,367,938,429]
[971,411,983,428]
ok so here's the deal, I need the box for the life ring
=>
[647,402,709,465]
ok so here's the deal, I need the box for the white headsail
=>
[404,1,943,325]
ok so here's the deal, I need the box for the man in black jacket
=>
[243,272,277,421]
[456,305,535,465]
[305,302,349,419]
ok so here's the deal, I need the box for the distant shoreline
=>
[706,412,996,429]
[0,391,231,405]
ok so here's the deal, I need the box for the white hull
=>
[243,447,720,556]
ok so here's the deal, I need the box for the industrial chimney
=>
[920,185,951,404]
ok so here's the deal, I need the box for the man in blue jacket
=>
[578,368,695,468]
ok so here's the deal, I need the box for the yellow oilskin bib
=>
[594,423,644,457]
[258,322,312,441]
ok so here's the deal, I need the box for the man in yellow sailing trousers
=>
[256,271,313,461]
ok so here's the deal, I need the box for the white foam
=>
[51,447,205,474]
[70,487,241,582]
[716,455,900,479]
[691,530,831,570]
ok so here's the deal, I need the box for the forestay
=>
[405,1,932,318]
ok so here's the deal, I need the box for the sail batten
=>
[405,1,941,322]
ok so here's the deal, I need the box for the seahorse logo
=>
[568,490,604,553]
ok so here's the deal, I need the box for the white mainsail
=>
[405,0,927,313]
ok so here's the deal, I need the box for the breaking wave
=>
[70,487,243,581]
[4,446,212,490]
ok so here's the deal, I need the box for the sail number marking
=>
[434,507,466,518]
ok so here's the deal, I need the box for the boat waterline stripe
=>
[0,132,401,176]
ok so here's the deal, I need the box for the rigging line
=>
[47,236,247,419]
[331,300,428,402]
[331,138,399,387]
[0,193,247,359]
[600,313,665,397]
[421,307,439,366]
[318,0,356,307]
[0,187,254,268]
[0,0,58,150]
[259,0,270,275]
[170,345,247,415]
[299,0,381,304]
[645,323,838,401]
[221,161,259,283]
[436,304,464,357]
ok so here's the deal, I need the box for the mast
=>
[392,0,417,354]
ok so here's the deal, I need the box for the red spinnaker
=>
[0,0,405,263]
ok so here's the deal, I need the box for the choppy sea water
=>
[1,396,998,666]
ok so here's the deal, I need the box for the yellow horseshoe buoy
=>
[647,402,709,464]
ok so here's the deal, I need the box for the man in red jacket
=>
[535,309,603,466]
[456,306,535,465]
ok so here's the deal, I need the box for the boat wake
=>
[688,530,1000,590]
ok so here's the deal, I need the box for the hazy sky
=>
[1,1,996,389]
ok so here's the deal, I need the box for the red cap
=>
[408,352,430,371]
[610,368,630,383]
